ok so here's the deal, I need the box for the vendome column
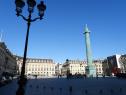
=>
[84,24,96,77]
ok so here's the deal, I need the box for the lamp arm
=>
[19,14,28,21]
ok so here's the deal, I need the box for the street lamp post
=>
[15,0,46,95]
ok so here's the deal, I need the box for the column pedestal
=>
[85,65,96,77]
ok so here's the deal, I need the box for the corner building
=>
[62,59,87,75]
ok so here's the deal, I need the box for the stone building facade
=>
[102,54,126,76]
[62,59,87,75]
[55,63,63,76]
[0,42,17,79]
[16,56,56,76]
[93,60,103,75]
[119,54,126,73]
[62,59,104,76]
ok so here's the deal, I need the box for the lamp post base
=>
[16,76,27,95]
[85,65,96,77]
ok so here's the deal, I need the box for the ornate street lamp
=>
[15,0,46,95]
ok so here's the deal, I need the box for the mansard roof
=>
[0,42,14,58]
[15,55,54,63]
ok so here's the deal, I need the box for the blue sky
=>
[0,0,126,63]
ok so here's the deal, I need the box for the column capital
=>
[84,24,90,33]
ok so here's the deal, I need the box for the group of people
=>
[116,73,126,79]
[66,73,87,79]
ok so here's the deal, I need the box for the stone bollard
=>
[36,85,39,89]
[51,87,54,94]
[43,86,46,95]
[81,88,84,95]
[110,89,114,95]
[59,88,62,95]
[99,89,103,95]
[69,86,72,95]
[43,86,46,90]
[85,89,88,95]
[29,84,32,88]
[119,88,122,94]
